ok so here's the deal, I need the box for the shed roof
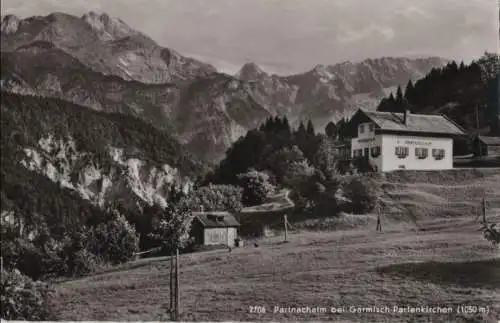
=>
[359,109,466,136]
[478,136,500,146]
[192,211,240,228]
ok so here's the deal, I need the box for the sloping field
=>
[377,168,500,222]
[296,168,500,231]
[53,216,499,322]
[52,169,500,322]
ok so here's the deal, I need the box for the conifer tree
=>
[325,121,337,138]
[404,80,414,103]
[296,121,307,142]
[396,86,404,105]
[306,120,315,136]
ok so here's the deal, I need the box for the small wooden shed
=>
[473,136,500,157]
[190,211,240,247]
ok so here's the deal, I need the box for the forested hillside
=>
[1,92,204,177]
[377,53,500,136]
[0,91,208,283]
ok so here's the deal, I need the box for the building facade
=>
[348,109,466,172]
[190,212,240,247]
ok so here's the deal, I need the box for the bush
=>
[352,157,374,173]
[67,249,100,276]
[1,269,56,320]
[88,211,139,265]
[265,145,306,182]
[237,170,275,206]
[186,184,243,212]
[480,223,500,247]
[1,207,140,279]
[343,178,378,214]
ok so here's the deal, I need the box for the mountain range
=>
[1,12,448,162]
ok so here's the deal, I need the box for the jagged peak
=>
[1,14,21,34]
[48,12,74,19]
[236,62,268,80]
[312,64,336,74]
[81,11,136,40]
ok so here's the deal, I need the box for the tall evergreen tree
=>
[297,121,306,133]
[396,86,404,105]
[338,118,346,140]
[273,116,281,131]
[306,120,315,136]
[404,80,414,103]
[294,121,307,156]
[325,121,337,138]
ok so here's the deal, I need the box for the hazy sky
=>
[2,0,498,74]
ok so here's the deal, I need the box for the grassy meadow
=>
[53,169,500,322]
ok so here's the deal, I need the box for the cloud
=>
[337,25,396,43]
[393,6,431,19]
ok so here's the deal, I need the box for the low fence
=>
[133,246,163,260]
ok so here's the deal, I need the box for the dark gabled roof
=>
[358,109,466,136]
[478,136,500,146]
[192,211,240,228]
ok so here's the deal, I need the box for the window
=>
[359,124,364,134]
[432,149,445,160]
[371,146,381,158]
[415,148,428,159]
[369,123,374,132]
[395,146,409,159]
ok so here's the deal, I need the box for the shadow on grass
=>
[376,258,500,290]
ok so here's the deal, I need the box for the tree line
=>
[377,53,499,136]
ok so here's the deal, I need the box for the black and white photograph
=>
[1,0,499,322]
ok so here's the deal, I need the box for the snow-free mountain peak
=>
[81,11,137,40]
[1,11,449,162]
[1,14,20,34]
[236,62,268,81]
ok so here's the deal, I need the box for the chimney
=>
[404,109,411,126]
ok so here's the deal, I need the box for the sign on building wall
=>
[403,140,432,146]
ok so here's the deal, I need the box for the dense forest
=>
[376,53,500,136]
[207,117,329,184]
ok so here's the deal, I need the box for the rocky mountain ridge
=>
[1,12,448,162]
[1,12,217,84]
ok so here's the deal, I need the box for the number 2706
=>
[249,306,266,313]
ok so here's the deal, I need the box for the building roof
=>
[359,109,466,136]
[192,211,240,228]
[478,136,500,146]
